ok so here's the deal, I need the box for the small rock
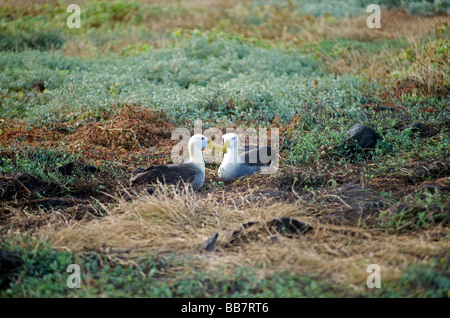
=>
[57,162,74,176]
[57,163,100,176]
[228,221,258,245]
[200,233,219,252]
[266,217,313,236]
[83,165,100,174]
[227,218,312,246]
[344,124,381,151]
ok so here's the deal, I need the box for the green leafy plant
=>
[378,189,450,233]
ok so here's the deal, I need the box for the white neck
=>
[222,144,241,165]
[188,143,205,172]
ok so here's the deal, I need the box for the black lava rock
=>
[344,124,381,151]
[83,165,100,174]
[200,233,219,252]
[227,218,312,246]
[57,162,74,176]
[266,217,313,236]
[57,163,100,176]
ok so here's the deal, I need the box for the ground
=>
[0,0,449,297]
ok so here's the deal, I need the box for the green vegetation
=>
[0,146,122,199]
[0,0,448,298]
[376,260,450,298]
[1,34,447,166]
[378,188,450,233]
[2,238,448,297]
[0,238,347,297]
[0,35,319,124]
[256,0,450,17]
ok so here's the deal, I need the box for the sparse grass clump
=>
[375,261,450,298]
[0,146,93,195]
[378,189,450,233]
[0,144,129,203]
[0,29,64,51]
[0,237,349,297]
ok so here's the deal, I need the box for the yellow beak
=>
[207,140,226,154]
[223,139,230,154]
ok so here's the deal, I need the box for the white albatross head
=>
[222,133,239,154]
[188,134,224,166]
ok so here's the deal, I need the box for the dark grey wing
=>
[130,164,198,186]
[239,145,274,166]
[132,167,146,176]
[238,144,258,153]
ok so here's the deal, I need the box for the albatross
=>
[130,134,223,188]
[218,133,276,182]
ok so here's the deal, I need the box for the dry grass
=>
[301,10,448,43]
[38,183,293,252]
[32,181,449,287]
[305,11,449,87]
[326,38,449,92]
[0,105,177,168]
